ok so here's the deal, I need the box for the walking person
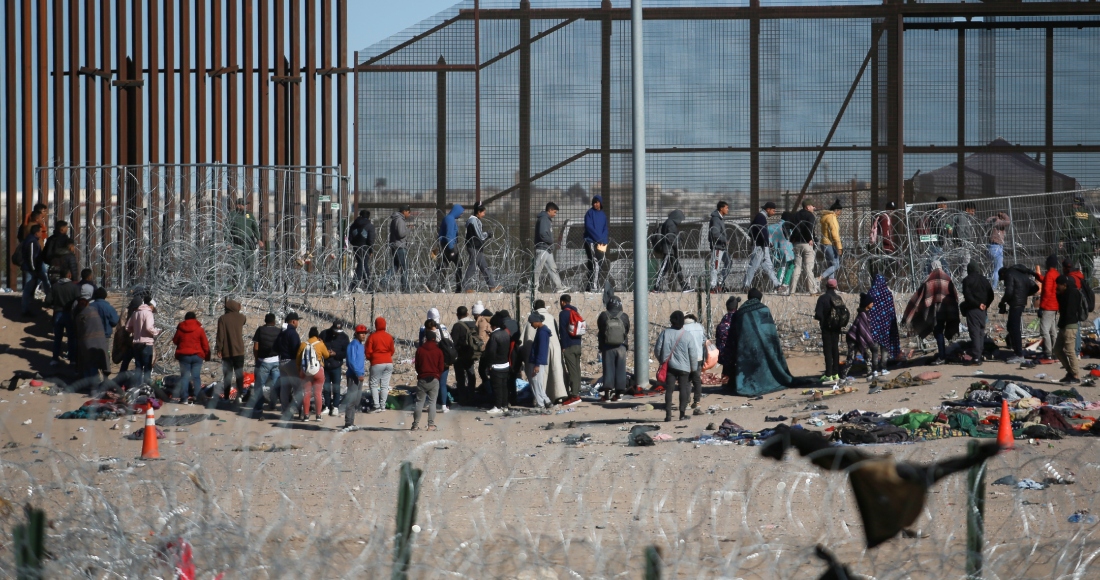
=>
[996,264,1040,364]
[583,196,609,292]
[813,279,846,383]
[771,212,796,289]
[788,201,819,295]
[843,293,885,380]
[215,299,248,403]
[960,261,994,366]
[320,321,350,416]
[411,330,445,431]
[709,201,732,291]
[419,311,452,412]
[348,210,376,291]
[1038,254,1061,361]
[533,202,568,293]
[654,311,700,422]
[341,325,369,431]
[172,312,211,402]
[986,210,1011,287]
[743,202,786,293]
[597,296,630,401]
[819,199,843,285]
[450,306,479,404]
[432,204,465,292]
[366,317,395,413]
[1055,276,1083,383]
[485,313,514,414]
[683,313,708,413]
[462,205,503,292]
[275,312,303,419]
[251,313,283,413]
[46,268,81,366]
[296,327,330,422]
[388,205,412,293]
[125,294,159,386]
[18,224,45,317]
[558,294,583,406]
[655,210,688,291]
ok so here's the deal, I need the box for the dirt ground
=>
[1,291,1099,578]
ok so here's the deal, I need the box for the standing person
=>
[215,299,248,403]
[1064,260,1090,356]
[788,201,818,295]
[525,313,554,410]
[533,202,568,293]
[462,205,503,292]
[518,301,566,404]
[497,310,523,407]
[743,202,785,293]
[418,311,452,412]
[709,201,732,291]
[172,312,212,402]
[903,262,961,366]
[583,195,609,292]
[388,205,412,293]
[1054,276,1083,384]
[450,306,479,403]
[341,325,369,432]
[42,220,71,271]
[655,210,687,292]
[1062,195,1100,284]
[46,269,81,366]
[842,293,884,380]
[714,295,740,387]
[867,271,901,362]
[819,199,843,285]
[411,330,444,431]
[125,294,159,386]
[74,286,110,382]
[112,296,143,382]
[47,240,80,287]
[320,321,350,416]
[1038,254,1062,361]
[484,313,513,414]
[76,269,96,296]
[682,314,707,413]
[813,279,845,383]
[474,303,494,389]
[348,210,376,291]
[229,198,263,290]
[275,312,303,418]
[960,261,995,366]
[986,210,1011,287]
[654,311,700,423]
[251,313,283,413]
[995,264,1040,364]
[432,204,465,293]
[18,224,45,317]
[365,317,395,413]
[558,294,583,406]
[870,202,898,255]
[296,327,330,422]
[88,288,119,348]
[597,296,630,401]
[770,212,795,290]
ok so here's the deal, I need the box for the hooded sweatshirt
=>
[215,299,247,358]
[414,340,445,380]
[820,210,842,250]
[660,210,685,250]
[173,318,212,360]
[961,261,995,314]
[708,209,728,250]
[321,326,350,370]
[348,215,376,248]
[583,196,609,244]
[389,211,409,249]
[749,209,770,248]
[346,337,367,378]
[534,210,554,251]
[127,303,158,345]
[365,317,395,365]
[1040,255,1061,311]
[418,307,451,344]
[439,204,464,250]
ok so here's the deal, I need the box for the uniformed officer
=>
[1062,195,1100,283]
[229,198,263,290]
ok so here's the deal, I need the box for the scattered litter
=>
[232,443,303,452]
[1016,479,1047,490]
[630,425,660,446]
[562,433,592,446]
[633,404,654,412]
[705,423,716,431]
[1068,510,1097,524]
[21,419,31,425]
[764,415,788,422]
[1043,463,1076,485]
[2,442,17,449]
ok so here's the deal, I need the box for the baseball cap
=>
[285,312,300,322]
[355,324,368,333]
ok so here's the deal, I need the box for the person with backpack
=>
[419,310,456,413]
[654,311,700,422]
[583,195,609,292]
[47,240,80,287]
[388,205,412,293]
[411,330,445,431]
[320,321,350,416]
[558,294,583,406]
[813,279,847,383]
[275,312,303,418]
[348,210,376,291]
[995,264,1040,364]
[450,306,480,403]
[960,261,995,367]
[251,313,283,413]
[341,325,370,432]
[296,327,331,422]
[432,204,465,293]
[597,296,631,401]
[365,317,395,413]
[461,205,503,292]
[1055,275,1083,383]
[842,293,884,380]
[18,224,45,317]
[215,298,248,404]
[172,312,211,402]
[533,202,568,293]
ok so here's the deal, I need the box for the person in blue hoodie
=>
[431,204,465,292]
[341,324,369,432]
[583,196,609,292]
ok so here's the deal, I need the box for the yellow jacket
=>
[820,211,842,251]
[296,337,331,373]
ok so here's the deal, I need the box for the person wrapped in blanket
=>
[842,292,886,380]
[904,260,961,365]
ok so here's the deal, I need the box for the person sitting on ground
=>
[1055,275,1083,384]
[727,289,796,396]
[904,261,961,365]
[412,330,445,431]
[172,312,211,402]
[842,293,884,380]
[654,311,700,422]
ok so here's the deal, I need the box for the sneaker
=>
[372,408,384,413]
[1060,375,1081,384]
[1007,356,1027,365]
[931,358,947,366]
[328,407,335,416]
[819,374,832,383]
[692,407,704,416]
[879,370,891,377]
[313,415,323,422]
[441,405,449,413]
[410,423,420,431]
[564,397,581,406]
[340,425,359,433]
[486,407,504,415]
[610,392,621,402]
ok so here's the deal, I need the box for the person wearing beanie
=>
[654,310,699,422]
[960,261,995,367]
[747,288,764,302]
[412,330,445,430]
[583,195,609,292]
[341,325,370,431]
[743,203,786,294]
[365,317,396,413]
[525,313,554,409]
[173,312,212,402]
[321,321,351,416]
[1038,254,1062,360]
[484,311,514,414]
[819,199,843,285]
[842,292,883,380]
[348,209,376,291]
[1055,275,1083,383]
[251,313,283,413]
[813,278,845,383]
[215,298,248,404]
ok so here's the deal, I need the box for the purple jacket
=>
[846,311,876,350]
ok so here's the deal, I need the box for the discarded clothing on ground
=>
[630,425,660,446]
[125,426,165,440]
[156,413,218,427]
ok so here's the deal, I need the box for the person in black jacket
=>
[708,201,731,291]
[813,279,843,382]
[320,321,351,416]
[19,224,44,317]
[960,261,994,366]
[1055,275,1082,383]
[789,201,818,294]
[484,312,513,413]
[275,312,303,417]
[348,210,376,291]
[742,202,786,293]
[655,210,687,291]
[997,264,1040,364]
[597,296,631,401]
[462,205,503,292]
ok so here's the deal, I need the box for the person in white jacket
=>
[518,299,567,404]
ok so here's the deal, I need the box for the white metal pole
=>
[632,0,648,389]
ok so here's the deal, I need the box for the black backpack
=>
[439,337,459,366]
[348,221,371,247]
[824,295,850,332]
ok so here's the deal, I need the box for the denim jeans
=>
[438,368,450,407]
[989,244,1004,288]
[255,360,281,408]
[709,248,732,289]
[134,344,154,386]
[177,355,204,399]
[323,367,344,410]
[821,245,840,282]
[389,247,409,292]
[52,310,72,360]
[21,270,39,314]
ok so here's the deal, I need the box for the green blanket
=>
[729,299,793,396]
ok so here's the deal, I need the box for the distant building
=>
[910,138,1079,202]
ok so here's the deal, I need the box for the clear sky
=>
[348,0,461,55]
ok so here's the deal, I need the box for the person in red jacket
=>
[365,317,395,412]
[412,330,445,431]
[172,312,211,402]
[1038,255,1061,361]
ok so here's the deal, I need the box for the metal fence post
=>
[904,204,917,290]
[1006,196,1016,265]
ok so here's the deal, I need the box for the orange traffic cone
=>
[997,399,1015,450]
[141,406,160,459]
